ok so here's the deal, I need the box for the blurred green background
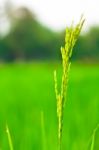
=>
[0,1,99,150]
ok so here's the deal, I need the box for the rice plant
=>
[54,16,85,150]
[3,16,99,150]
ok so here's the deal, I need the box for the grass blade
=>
[41,111,47,150]
[6,124,14,150]
[90,124,99,150]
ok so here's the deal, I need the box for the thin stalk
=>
[41,111,47,150]
[54,16,85,150]
[6,124,14,150]
[90,124,99,150]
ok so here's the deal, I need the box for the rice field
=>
[0,62,99,150]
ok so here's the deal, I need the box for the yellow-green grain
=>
[54,16,85,150]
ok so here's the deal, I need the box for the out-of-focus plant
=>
[6,125,14,150]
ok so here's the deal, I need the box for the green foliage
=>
[0,7,62,61]
[0,6,99,61]
[73,26,99,60]
[3,8,57,60]
[0,63,99,150]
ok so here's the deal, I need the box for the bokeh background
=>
[0,0,99,150]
